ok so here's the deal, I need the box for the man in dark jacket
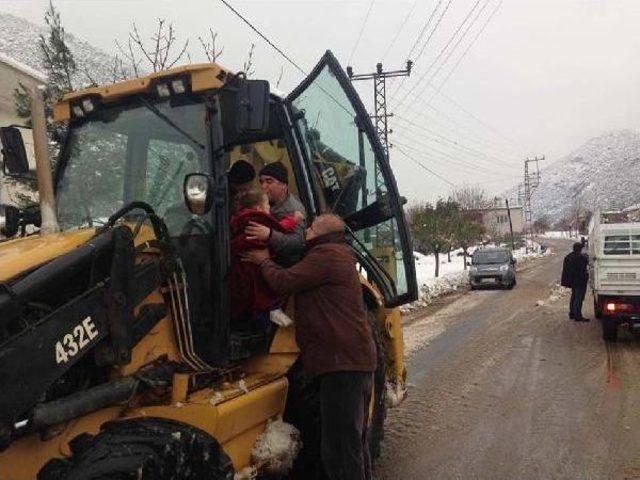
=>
[243,214,376,480]
[561,242,590,321]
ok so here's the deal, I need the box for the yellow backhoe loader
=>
[0,50,417,479]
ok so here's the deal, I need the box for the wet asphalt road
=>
[376,239,640,480]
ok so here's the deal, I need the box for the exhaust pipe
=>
[31,85,59,234]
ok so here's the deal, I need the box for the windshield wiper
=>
[139,97,204,150]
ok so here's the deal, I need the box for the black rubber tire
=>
[283,309,388,479]
[38,417,234,480]
[602,320,618,342]
[594,298,602,319]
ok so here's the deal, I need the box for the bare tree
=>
[275,65,284,89]
[243,43,256,77]
[198,28,224,62]
[451,185,491,211]
[116,19,189,76]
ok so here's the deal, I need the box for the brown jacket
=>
[259,232,376,376]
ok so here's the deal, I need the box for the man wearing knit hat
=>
[245,161,306,266]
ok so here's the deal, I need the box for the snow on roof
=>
[0,52,47,83]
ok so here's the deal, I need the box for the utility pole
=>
[346,61,412,248]
[505,199,515,252]
[346,61,412,160]
[523,156,544,253]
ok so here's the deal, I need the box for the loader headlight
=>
[70,96,100,118]
[500,265,509,272]
[155,82,172,98]
[154,76,190,98]
[71,105,85,118]
[171,78,187,94]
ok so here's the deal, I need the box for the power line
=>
[392,82,525,155]
[390,0,452,95]
[393,0,482,106]
[393,134,518,178]
[408,0,455,70]
[413,0,492,100]
[392,83,522,156]
[436,88,527,151]
[406,0,446,60]
[348,0,376,65]
[429,0,503,100]
[382,0,419,61]
[395,144,456,187]
[394,114,520,170]
[217,0,307,76]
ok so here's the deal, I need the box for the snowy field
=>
[402,242,552,313]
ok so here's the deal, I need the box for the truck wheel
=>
[602,320,618,342]
[283,309,388,478]
[38,417,234,480]
[593,298,602,319]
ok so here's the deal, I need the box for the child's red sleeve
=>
[277,215,299,232]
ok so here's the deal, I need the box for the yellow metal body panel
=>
[0,375,287,478]
[1,406,124,480]
[0,229,95,282]
[53,63,232,122]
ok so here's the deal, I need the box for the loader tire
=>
[38,417,234,480]
[283,309,388,479]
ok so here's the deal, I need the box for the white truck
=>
[589,208,640,341]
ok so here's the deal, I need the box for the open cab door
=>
[286,50,417,307]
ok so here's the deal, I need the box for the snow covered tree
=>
[451,185,491,211]
[454,214,485,270]
[13,1,76,142]
[409,199,459,278]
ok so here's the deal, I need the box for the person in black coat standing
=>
[561,242,590,321]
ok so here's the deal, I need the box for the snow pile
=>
[385,381,407,408]
[548,282,570,303]
[250,419,301,475]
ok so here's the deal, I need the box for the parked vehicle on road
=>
[589,209,640,341]
[469,247,517,289]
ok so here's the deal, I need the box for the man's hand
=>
[241,248,270,264]
[245,221,271,242]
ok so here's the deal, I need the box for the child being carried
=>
[229,189,303,327]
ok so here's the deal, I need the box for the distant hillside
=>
[0,12,125,87]
[506,129,640,222]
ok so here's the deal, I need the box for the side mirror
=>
[0,127,30,176]
[183,173,213,215]
[0,204,20,238]
[236,79,270,133]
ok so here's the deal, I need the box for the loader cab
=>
[47,52,416,368]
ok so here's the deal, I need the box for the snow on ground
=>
[542,231,582,239]
[402,243,552,314]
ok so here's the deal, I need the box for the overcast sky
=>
[4,0,640,204]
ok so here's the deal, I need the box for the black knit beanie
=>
[228,160,256,186]
[259,161,289,184]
